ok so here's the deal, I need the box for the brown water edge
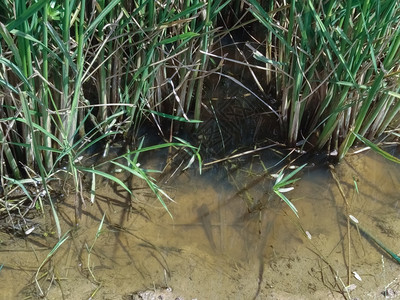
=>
[1,150,400,299]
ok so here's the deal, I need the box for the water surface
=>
[1,149,399,299]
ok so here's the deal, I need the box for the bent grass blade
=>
[110,160,174,219]
[35,229,71,297]
[274,189,299,218]
[87,213,106,284]
[78,167,131,195]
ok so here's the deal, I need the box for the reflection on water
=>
[1,149,400,299]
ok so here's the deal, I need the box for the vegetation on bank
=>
[247,0,400,160]
[0,1,399,231]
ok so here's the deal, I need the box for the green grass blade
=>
[276,164,307,186]
[84,0,121,41]
[0,23,22,66]
[338,72,385,159]
[3,176,34,202]
[307,0,355,85]
[111,159,173,218]
[352,133,400,164]
[46,22,77,72]
[78,167,132,194]
[274,190,298,218]
[147,110,202,123]
[4,0,47,32]
[0,57,32,90]
[158,32,200,45]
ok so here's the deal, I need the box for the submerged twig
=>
[329,165,351,286]
[204,143,282,167]
[86,213,106,284]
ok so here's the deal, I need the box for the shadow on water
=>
[1,148,400,299]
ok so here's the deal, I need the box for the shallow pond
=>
[1,148,400,299]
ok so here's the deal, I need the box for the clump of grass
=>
[0,1,227,233]
[245,0,400,159]
[272,163,306,218]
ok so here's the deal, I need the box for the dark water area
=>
[1,146,400,299]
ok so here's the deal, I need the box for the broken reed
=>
[247,0,400,159]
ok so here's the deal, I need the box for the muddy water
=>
[1,149,400,299]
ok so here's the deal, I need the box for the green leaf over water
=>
[352,132,400,164]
